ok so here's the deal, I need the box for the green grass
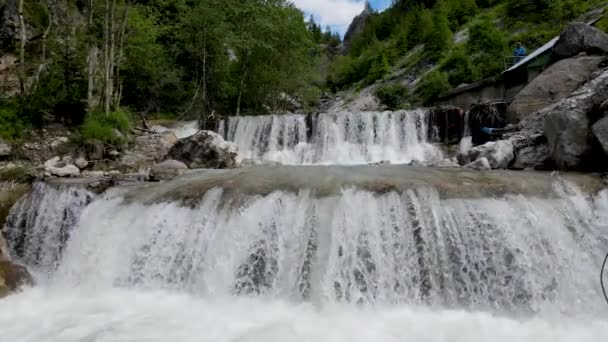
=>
[74,110,133,147]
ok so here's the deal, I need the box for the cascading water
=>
[1,169,608,341]
[221,110,444,165]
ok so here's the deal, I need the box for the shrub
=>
[440,48,478,87]
[416,71,452,105]
[375,83,409,109]
[77,110,133,147]
[0,106,27,141]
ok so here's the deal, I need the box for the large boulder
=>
[509,134,551,170]
[168,131,238,169]
[544,69,608,170]
[553,23,608,58]
[120,131,178,172]
[508,56,605,122]
[150,160,188,181]
[457,140,514,169]
[592,115,608,155]
[0,259,33,298]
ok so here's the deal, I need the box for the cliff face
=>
[342,1,373,52]
[0,0,18,52]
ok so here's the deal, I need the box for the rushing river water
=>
[1,111,608,341]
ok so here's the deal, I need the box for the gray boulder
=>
[150,160,188,181]
[553,23,608,58]
[457,140,514,169]
[509,134,551,170]
[544,69,608,170]
[167,131,238,169]
[592,116,608,155]
[508,56,604,122]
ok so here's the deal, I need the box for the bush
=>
[0,106,27,141]
[440,48,478,87]
[416,71,452,105]
[375,83,409,109]
[77,110,133,147]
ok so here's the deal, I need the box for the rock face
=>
[342,1,372,51]
[150,160,188,181]
[553,23,608,58]
[457,140,514,169]
[544,69,608,170]
[168,131,238,169]
[0,259,33,298]
[509,134,551,170]
[120,131,178,172]
[465,157,491,170]
[44,156,80,177]
[508,56,605,122]
[592,116,608,155]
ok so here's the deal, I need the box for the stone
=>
[0,259,33,298]
[120,131,178,172]
[82,170,105,178]
[150,160,188,181]
[509,134,551,170]
[0,139,11,158]
[168,131,238,169]
[44,156,80,177]
[592,115,608,155]
[508,56,605,122]
[239,159,282,168]
[543,70,608,170]
[457,140,514,169]
[75,157,89,169]
[50,136,69,149]
[553,23,608,58]
[465,157,491,170]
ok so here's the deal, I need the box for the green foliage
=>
[367,51,390,84]
[0,106,27,141]
[374,83,410,109]
[466,19,507,79]
[78,110,132,146]
[426,1,453,60]
[440,48,477,87]
[415,70,451,105]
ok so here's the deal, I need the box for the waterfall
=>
[222,110,443,165]
[2,183,94,273]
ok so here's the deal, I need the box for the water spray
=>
[602,252,608,306]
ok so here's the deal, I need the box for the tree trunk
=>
[107,0,117,113]
[103,0,110,114]
[29,8,52,94]
[17,0,27,95]
[113,4,129,110]
[87,0,95,112]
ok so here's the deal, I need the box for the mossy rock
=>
[0,259,33,298]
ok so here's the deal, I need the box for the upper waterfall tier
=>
[219,110,444,165]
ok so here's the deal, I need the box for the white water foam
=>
[2,287,607,342]
[222,110,443,165]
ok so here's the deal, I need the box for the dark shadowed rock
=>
[508,56,605,121]
[592,115,608,155]
[0,259,33,298]
[553,23,608,58]
[544,69,608,170]
[167,131,238,169]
